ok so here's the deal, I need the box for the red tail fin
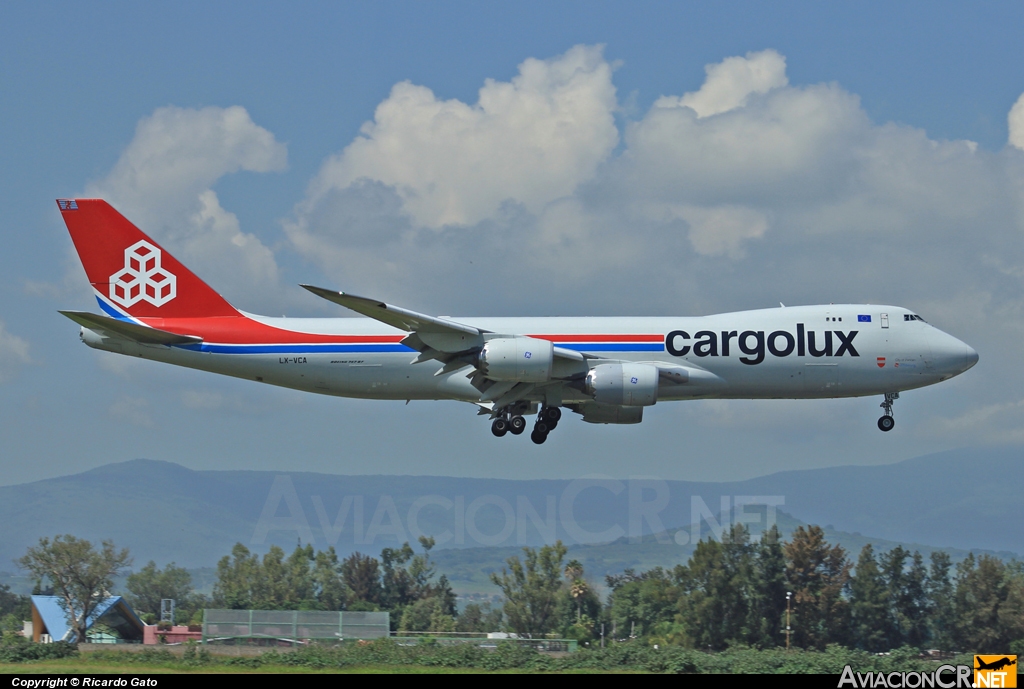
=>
[58,199,239,319]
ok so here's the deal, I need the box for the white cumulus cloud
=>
[86,106,287,307]
[297,44,618,229]
[0,321,31,383]
[1009,92,1024,151]
[654,49,788,118]
[670,205,769,258]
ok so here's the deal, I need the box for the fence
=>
[202,609,390,644]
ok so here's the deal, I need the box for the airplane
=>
[975,657,1016,672]
[56,199,979,444]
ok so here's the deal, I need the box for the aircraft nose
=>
[929,333,977,377]
[964,344,979,371]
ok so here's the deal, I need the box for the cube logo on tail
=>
[109,240,176,308]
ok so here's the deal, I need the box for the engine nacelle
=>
[477,337,554,382]
[585,363,659,406]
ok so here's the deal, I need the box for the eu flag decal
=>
[858,315,872,322]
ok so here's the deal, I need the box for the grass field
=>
[0,657,634,674]
[0,642,980,675]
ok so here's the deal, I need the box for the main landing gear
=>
[877,392,899,432]
[530,406,561,445]
[491,413,527,437]
[491,406,561,443]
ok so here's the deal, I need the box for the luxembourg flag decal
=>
[877,357,886,368]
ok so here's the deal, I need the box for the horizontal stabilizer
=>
[59,311,202,346]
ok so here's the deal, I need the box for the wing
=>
[60,311,203,346]
[301,285,485,356]
[302,285,592,410]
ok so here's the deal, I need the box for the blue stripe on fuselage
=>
[175,342,666,354]
[180,343,415,354]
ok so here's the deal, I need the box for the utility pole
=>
[785,591,792,651]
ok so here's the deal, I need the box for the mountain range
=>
[0,447,1018,594]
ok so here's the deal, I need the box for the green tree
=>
[676,523,755,650]
[456,602,503,633]
[1001,561,1024,651]
[954,554,1024,652]
[849,544,890,651]
[433,574,458,618]
[880,546,929,647]
[398,596,436,632]
[283,543,316,608]
[341,552,382,606]
[563,559,586,622]
[212,543,262,609]
[398,596,456,633]
[259,545,288,609]
[312,547,348,610]
[0,584,29,621]
[17,535,132,643]
[747,525,788,648]
[380,536,437,611]
[925,551,955,650]
[605,568,679,641]
[556,578,601,643]
[490,541,568,638]
[125,561,196,623]
[901,551,930,647]
[784,525,851,649]
[428,598,457,633]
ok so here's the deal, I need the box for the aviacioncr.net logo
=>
[109,240,177,307]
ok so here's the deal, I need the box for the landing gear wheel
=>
[509,415,527,435]
[491,418,509,437]
[540,407,560,431]
[531,429,548,444]
[877,392,899,432]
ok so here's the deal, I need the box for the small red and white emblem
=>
[877,357,886,368]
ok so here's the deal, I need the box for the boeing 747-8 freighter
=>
[57,199,978,444]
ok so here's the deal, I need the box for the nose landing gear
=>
[877,392,899,432]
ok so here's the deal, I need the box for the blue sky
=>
[2,2,1024,486]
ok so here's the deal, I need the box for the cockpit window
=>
[903,314,926,322]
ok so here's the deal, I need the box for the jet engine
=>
[477,337,554,382]
[585,363,659,406]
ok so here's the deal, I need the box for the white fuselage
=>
[80,304,977,405]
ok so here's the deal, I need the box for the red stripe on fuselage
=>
[531,334,664,343]
[139,316,405,345]
[137,315,665,346]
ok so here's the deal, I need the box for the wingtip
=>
[300,284,340,297]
